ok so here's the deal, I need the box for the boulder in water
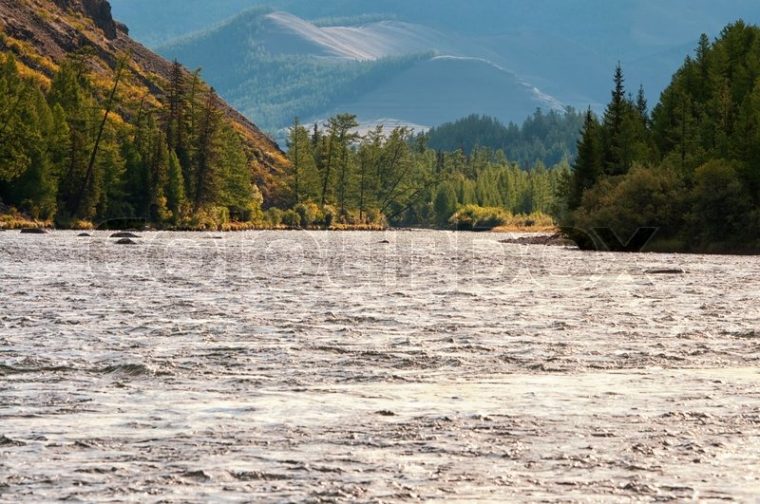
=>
[645,268,686,275]
[115,238,137,245]
[20,228,47,234]
[78,232,92,237]
[0,435,25,447]
[499,233,573,246]
[110,232,140,239]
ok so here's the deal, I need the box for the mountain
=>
[257,11,457,60]
[110,0,760,49]
[157,8,561,136]
[111,0,760,133]
[0,0,287,181]
[325,55,561,127]
[0,0,290,225]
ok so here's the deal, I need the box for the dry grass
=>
[329,223,388,231]
[492,224,558,233]
[492,212,558,233]
[220,221,269,232]
[0,214,53,230]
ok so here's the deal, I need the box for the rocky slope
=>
[0,0,288,203]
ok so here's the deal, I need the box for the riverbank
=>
[0,212,555,234]
[0,215,54,231]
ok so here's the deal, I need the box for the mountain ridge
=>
[0,0,288,196]
[157,8,563,134]
[111,0,760,131]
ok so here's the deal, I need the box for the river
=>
[1,230,759,502]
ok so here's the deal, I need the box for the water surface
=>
[1,230,759,502]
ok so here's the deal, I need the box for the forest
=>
[3,20,759,249]
[282,115,565,229]
[423,109,585,168]
[564,22,760,253]
[0,49,567,231]
[0,53,263,229]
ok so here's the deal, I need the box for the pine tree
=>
[433,183,458,227]
[287,117,319,205]
[73,53,129,219]
[0,55,34,182]
[569,109,603,209]
[218,125,256,221]
[529,161,552,213]
[49,60,97,220]
[95,134,127,220]
[166,150,186,222]
[167,60,186,152]
[320,114,358,210]
[636,85,649,123]
[194,88,223,210]
[148,127,171,222]
[602,63,629,175]
[356,126,383,219]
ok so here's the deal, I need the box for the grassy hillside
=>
[0,0,290,227]
[0,0,287,171]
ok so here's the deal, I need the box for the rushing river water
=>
[0,230,759,502]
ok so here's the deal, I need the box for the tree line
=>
[0,53,261,228]
[563,22,760,253]
[1,46,569,232]
[423,109,585,169]
[283,115,568,229]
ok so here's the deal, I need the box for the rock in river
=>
[645,268,686,275]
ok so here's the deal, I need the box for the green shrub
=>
[322,205,337,228]
[365,208,386,226]
[265,207,283,227]
[294,202,321,227]
[568,165,685,250]
[689,160,753,247]
[449,205,511,230]
[281,209,302,228]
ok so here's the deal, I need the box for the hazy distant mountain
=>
[109,0,760,47]
[157,9,559,133]
[110,0,760,134]
[257,11,457,59]
[325,55,563,127]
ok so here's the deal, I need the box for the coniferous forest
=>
[1,19,759,252]
[0,53,263,229]
[0,49,566,232]
[564,22,760,253]
[281,115,566,230]
[422,110,586,169]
